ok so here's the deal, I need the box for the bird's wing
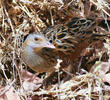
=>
[42,17,110,54]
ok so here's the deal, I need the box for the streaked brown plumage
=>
[21,17,110,75]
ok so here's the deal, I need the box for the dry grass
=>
[0,0,110,100]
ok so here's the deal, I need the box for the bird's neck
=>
[22,45,44,67]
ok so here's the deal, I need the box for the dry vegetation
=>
[0,0,110,100]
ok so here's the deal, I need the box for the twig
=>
[0,79,16,96]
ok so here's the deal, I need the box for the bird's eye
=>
[49,40,52,43]
[34,37,39,41]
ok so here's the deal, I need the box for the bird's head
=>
[23,33,55,51]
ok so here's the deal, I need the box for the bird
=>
[21,17,110,76]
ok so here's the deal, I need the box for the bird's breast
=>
[22,46,57,73]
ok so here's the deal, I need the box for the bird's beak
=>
[43,41,55,49]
